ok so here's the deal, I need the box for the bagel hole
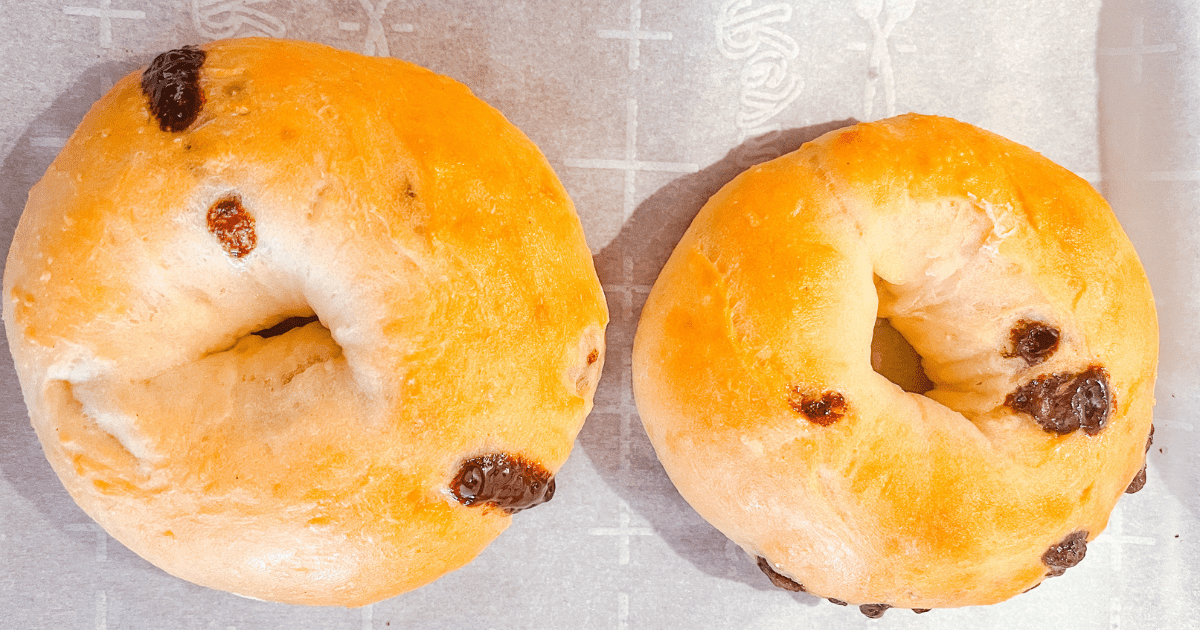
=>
[871,318,934,395]
[251,314,322,339]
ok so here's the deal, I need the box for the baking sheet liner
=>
[1,0,1195,627]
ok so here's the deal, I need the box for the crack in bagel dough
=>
[631,114,1158,610]
[2,39,608,606]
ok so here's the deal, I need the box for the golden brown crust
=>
[3,38,607,606]
[632,114,1156,609]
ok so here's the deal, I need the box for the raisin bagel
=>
[631,114,1157,612]
[3,38,607,606]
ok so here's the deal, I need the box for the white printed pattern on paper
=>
[850,0,916,121]
[341,0,413,57]
[599,0,673,71]
[716,0,803,152]
[191,0,285,39]
[63,0,146,48]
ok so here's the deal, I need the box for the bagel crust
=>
[632,114,1157,611]
[4,38,607,606]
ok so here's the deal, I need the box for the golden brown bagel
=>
[632,114,1156,613]
[3,38,607,606]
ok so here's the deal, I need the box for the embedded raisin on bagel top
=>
[632,114,1157,610]
[3,38,607,606]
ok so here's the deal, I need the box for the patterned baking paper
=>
[1,0,1196,628]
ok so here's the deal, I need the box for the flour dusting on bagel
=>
[3,38,607,606]
[632,114,1157,612]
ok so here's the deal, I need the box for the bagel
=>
[3,38,607,606]
[632,114,1157,613]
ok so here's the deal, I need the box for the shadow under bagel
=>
[577,120,857,597]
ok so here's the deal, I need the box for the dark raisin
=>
[1006,366,1111,435]
[913,608,931,614]
[755,557,805,592]
[141,46,206,133]
[1042,530,1089,577]
[1125,464,1147,494]
[251,315,320,339]
[788,389,846,426]
[1146,424,1155,452]
[827,598,848,606]
[1006,320,1060,365]
[451,453,555,514]
[207,196,256,258]
[860,604,891,618]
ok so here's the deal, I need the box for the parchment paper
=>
[1,1,1196,628]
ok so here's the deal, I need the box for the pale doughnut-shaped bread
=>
[3,38,607,606]
[632,114,1157,613]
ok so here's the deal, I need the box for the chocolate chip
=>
[913,608,932,614]
[207,196,256,258]
[1042,530,1089,577]
[755,557,805,592]
[1006,366,1111,435]
[451,453,555,514]
[827,598,848,606]
[141,46,206,133]
[1125,464,1147,494]
[859,604,891,618]
[788,389,846,426]
[1006,320,1060,366]
[1146,424,1155,452]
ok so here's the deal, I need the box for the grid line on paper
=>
[571,3,694,621]
[597,0,674,71]
[1098,16,1176,85]
[63,0,146,48]
[588,500,654,565]
[617,591,630,630]
[339,0,413,57]
[1092,504,1157,576]
[31,137,68,149]
[564,98,700,222]
[65,523,108,562]
[95,590,108,630]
